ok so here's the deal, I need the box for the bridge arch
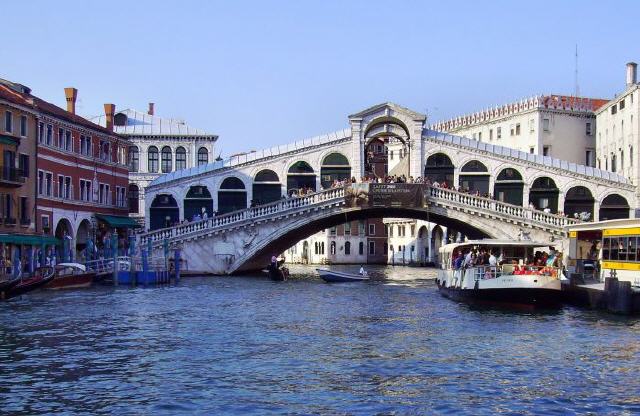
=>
[231,206,502,273]
[599,193,630,221]
[528,176,559,213]
[252,169,282,205]
[218,177,247,214]
[150,194,180,230]
[287,160,316,195]
[494,167,524,206]
[424,152,455,185]
[320,152,351,188]
[184,185,214,220]
[564,185,595,220]
[459,159,490,194]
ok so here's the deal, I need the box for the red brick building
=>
[31,86,133,261]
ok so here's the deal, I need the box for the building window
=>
[197,147,208,166]
[368,241,375,255]
[20,115,27,137]
[390,150,394,160]
[161,146,172,173]
[4,111,12,133]
[18,154,29,178]
[515,123,521,135]
[46,124,52,145]
[148,146,159,173]
[621,150,625,171]
[359,242,364,255]
[175,146,187,170]
[472,133,476,140]
[330,226,336,236]
[65,176,71,199]
[128,184,139,213]
[586,122,592,135]
[529,119,534,132]
[585,150,593,167]
[345,241,351,255]
[411,225,415,237]
[620,99,625,110]
[359,220,365,235]
[543,146,550,156]
[611,153,617,172]
[58,128,64,147]
[58,175,64,198]
[611,104,617,115]
[368,223,375,235]
[478,132,482,140]
[389,225,394,237]
[489,129,493,140]
[20,197,28,223]
[65,130,72,151]
[330,241,336,255]
[529,147,535,154]
[41,215,50,233]
[631,146,634,167]
[38,170,44,195]
[496,127,501,139]
[129,146,139,172]
[99,140,111,162]
[45,172,52,196]
[543,118,550,132]
[344,222,351,235]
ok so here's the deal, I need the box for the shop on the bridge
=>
[528,176,559,213]
[150,194,180,230]
[218,177,247,214]
[458,160,489,194]
[599,194,630,220]
[564,186,594,220]
[184,185,214,220]
[287,161,316,195]
[494,168,524,206]
[424,153,454,185]
[320,153,351,188]
[252,169,282,205]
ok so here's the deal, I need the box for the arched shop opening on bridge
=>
[218,177,247,214]
[529,177,559,213]
[75,219,92,261]
[184,185,214,220]
[458,160,489,194]
[564,186,595,220]
[599,194,630,220]
[253,169,282,205]
[424,153,454,185]
[287,161,316,195]
[54,218,74,262]
[320,153,351,188]
[494,168,524,206]
[150,194,179,230]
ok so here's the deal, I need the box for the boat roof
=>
[439,239,553,254]
[566,218,640,232]
[57,263,86,271]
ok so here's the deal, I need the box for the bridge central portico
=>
[141,102,636,274]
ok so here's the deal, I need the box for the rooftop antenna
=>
[574,44,580,97]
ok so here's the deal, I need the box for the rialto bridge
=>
[140,103,636,273]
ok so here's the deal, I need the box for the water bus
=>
[436,239,562,307]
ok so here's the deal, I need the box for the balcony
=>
[0,166,26,187]
[4,217,16,226]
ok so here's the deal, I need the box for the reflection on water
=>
[0,265,639,415]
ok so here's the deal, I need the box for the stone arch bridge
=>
[140,102,636,273]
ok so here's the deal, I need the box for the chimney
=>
[104,103,115,131]
[148,102,155,116]
[64,87,78,114]
[626,62,637,87]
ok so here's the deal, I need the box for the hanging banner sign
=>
[345,184,425,208]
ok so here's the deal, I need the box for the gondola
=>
[265,265,289,281]
[4,266,56,300]
[316,268,370,283]
[0,276,21,298]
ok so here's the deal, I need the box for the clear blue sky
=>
[3,0,640,156]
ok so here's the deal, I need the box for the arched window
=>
[161,146,172,173]
[459,160,489,194]
[345,241,351,255]
[320,152,351,188]
[175,146,187,171]
[494,168,524,206]
[147,146,158,173]
[529,177,559,212]
[129,146,139,172]
[253,169,281,205]
[218,177,247,214]
[128,184,139,214]
[424,153,454,184]
[564,186,595,220]
[359,242,364,255]
[287,161,316,194]
[197,147,208,166]
[599,194,630,221]
[330,241,336,255]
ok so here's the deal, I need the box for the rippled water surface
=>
[1,265,639,415]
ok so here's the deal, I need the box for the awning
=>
[0,135,18,146]
[95,214,141,228]
[0,234,60,245]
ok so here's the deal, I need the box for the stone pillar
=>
[410,126,424,179]
[349,120,364,179]
[522,186,530,207]
[558,193,566,214]
[593,200,601,222]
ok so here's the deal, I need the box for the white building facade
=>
[93,104,217,223]
[431,95,607,167]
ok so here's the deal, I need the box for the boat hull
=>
[4,267,56,299]
[436,281,562,307]
[317,269,369,283]
[46,273,94,290]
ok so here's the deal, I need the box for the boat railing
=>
[464,265,562,280]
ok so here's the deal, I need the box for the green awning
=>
[0,135,18,145]
[0,234,60,245]
[95,214,141,228]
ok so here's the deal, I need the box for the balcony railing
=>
[0,166,26,185]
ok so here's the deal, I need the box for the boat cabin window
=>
[601,236,640,262]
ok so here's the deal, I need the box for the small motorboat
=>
[317,268,370,283]
[46,263,95,290]
[4,266,55,299]
[0,276,21,299]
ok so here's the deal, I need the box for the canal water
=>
[1,265,639,415]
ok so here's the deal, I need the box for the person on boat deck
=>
[359,265,366,276]
[453,252,465,270]
[489,251,497,267]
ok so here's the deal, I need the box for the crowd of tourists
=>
[450,246,563,277]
